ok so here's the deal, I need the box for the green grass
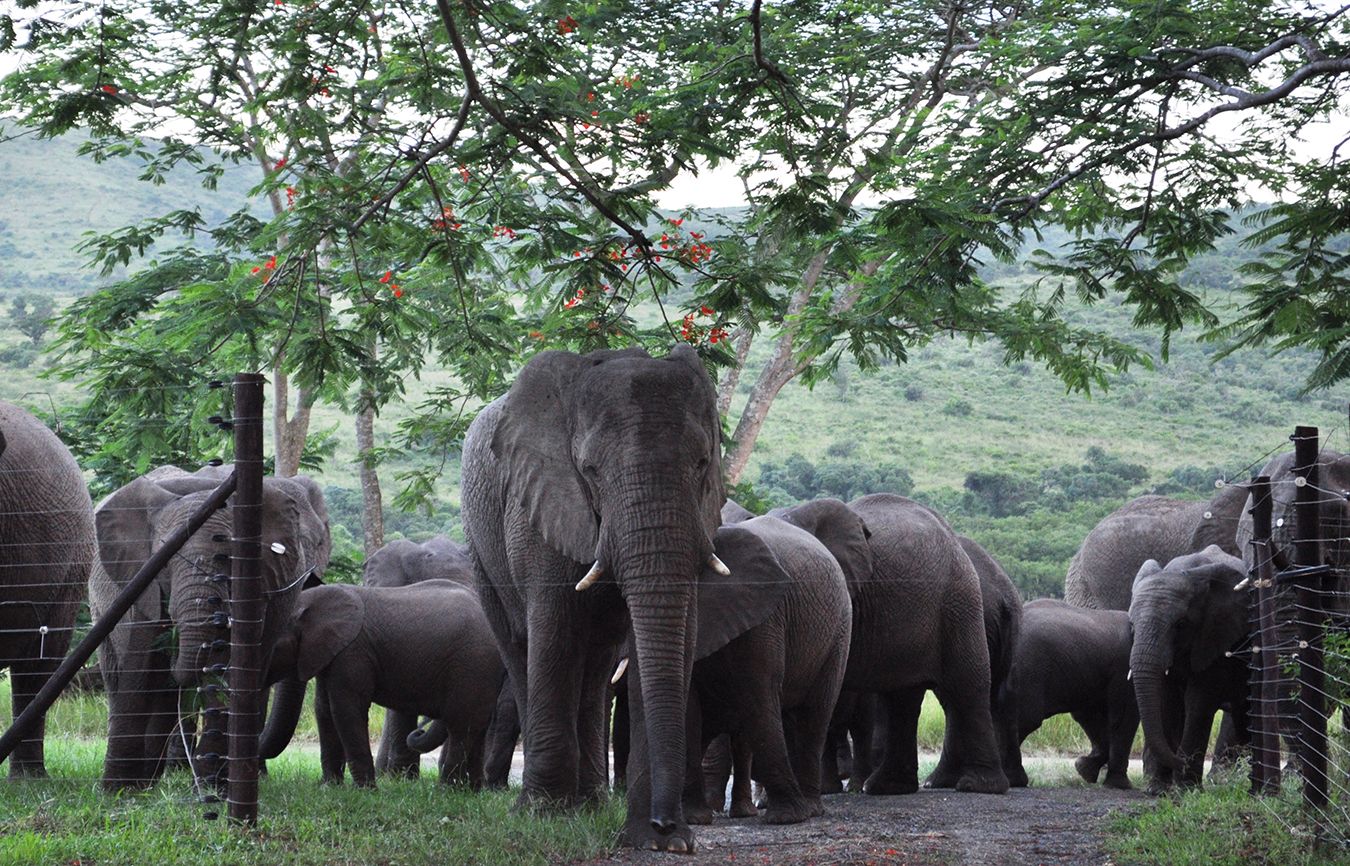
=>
[1108,779,1350,866]
[0,748,624,866]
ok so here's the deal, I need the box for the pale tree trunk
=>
[273,367,316,478]
[716,330,755,416]
[355,396,385,558]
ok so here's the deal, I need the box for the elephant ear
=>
[1132,559,1163,594]
[1190,562,1250,672]
[95,475,182,586]
[491,350,605,563]
[695,523,793,660]
[773,499,874,592]
[296,586,364,681]
[271,475,332,579]
[667,344,727,543]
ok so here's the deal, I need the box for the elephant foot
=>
[862,772,919,796]
[1006,765,1029,788]
[954,767,1009,794]
[762,798,816,825]
[729,797,758,818]
[922,764,961,789]
[821,774,844,795]
[684,802,714,825]
[1074,756,1105,784]
[384,761,420,780]
[1103,772,1133,790]
[8,763,49,780]
[622,820,696,853]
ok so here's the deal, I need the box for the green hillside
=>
[0,127,1341,598]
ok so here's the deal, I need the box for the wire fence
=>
[0,375,267,824]
[1244,423,1350,848]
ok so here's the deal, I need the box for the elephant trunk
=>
[1129,623,1182,772]
[170,575,228,688]
[258,676,306,759]
[407,718,449,754]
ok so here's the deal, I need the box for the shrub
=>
[942,398,974,416]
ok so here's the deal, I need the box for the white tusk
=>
[708,554,730,576]
[1233,577,1251,591]
[611,657,629,685]
[1127,669,1132,681]
[575,561,603,591]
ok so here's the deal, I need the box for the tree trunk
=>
[356,394,384,559]
[273,367,315,478]
[724,334,800,484]
[716,331,754,416]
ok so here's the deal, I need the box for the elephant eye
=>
[581,462,600,479]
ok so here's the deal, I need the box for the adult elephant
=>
[360,535,482,779]
[0,401,96,778]
[1128,545,1249,792]
[91,465,330,791]
[461,346,725,853]
[776,495,1008,795]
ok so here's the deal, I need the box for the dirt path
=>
[573,777,1148,866]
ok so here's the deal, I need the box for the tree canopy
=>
[1,0,1346,501]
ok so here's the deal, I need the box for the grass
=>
[1108,778,1350,866]
[0,748,625,866]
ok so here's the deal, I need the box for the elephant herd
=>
[0,345,1346,856]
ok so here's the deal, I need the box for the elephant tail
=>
[407,718,448,754]
[259,676,307,759]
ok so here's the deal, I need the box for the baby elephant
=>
[260,579,504,788]
[1008,599,1138,789]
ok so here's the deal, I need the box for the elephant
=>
[775,495,1008,796]
[672,515,851,826]
[359,535,477,780]
[1188,482,1249,558]
[259,579,504,788]
[1128,545,1250,792]
[0,400,97,778]
[1064,495,1211,611]
[460,346,725,853]
[1007,599,1138,790]
[91,464,330,791]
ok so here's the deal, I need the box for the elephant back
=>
[364,536,473,588]
[1064,495,1206,610]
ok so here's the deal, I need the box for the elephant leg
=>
[325,684,376,789]
[1104,678,1139,790]
[787,645,846,818]
[1070,709,1109,784]
[863,688,924,795]
[821,691,856,794]
[437,725,475,787]
[376,709,421,779]
[681,694,713,825]
[1208,712,1241,779]
[611,681,630,790]
[744,704,810,825]
[483,680,520,789]
[729,734,758,818]
[847,693,878,793]
[576,643,617,804]
[520,603,587,808]
[7,655,58,778]
[928,623,1008,794]
[995,687,1026,788]
[314,678,348,785]
[1178,692,1217,789]
[700,733,732,814]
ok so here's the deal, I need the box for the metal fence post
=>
[227,373,264,824]
[1293,426,1329,817]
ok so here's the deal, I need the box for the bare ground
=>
[569,771,1149,866]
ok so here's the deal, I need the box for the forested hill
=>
[0,126,1342,601]
[0,123,261,294]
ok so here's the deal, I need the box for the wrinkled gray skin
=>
[359,536,476,780]
[1010,600,1137,789]
[1128,546,1249,792]
[0,401,96,778]
[1189,483,1250,558]
[91,465,330,791]
[1064,495,1211,611]
[672,516,851,827]
[777,495,1008,796]
[462,346,724,853]
[946,536,1023,787]
[260,580,503,788]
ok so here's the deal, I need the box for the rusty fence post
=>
[1292,426,1329,820]
[1249,474,1281,794]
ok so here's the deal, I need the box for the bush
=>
[942,398,974,416]
[903,384,924,401]
[756,453,914,507]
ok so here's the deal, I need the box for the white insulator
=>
[271,542,287,555]
[1215,479,1226,488]
[1295,476,1307,487]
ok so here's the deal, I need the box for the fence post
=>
[1293,426,1329,818]
[1248,474,1281,794]
[228,373,265,825]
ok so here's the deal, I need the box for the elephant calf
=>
[1008,599,1138,789]
[260,579,504,788]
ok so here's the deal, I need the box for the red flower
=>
[669,218,684,226]
[251,266,261,274]
[380,271,392,284]
[393,288,403,298]
[587,92,596,102]
[324,65,336,73]
[634,112,650,125]
[99,84,118,94]
[529,330,543,339]
[459,164,471,182]
[286,186,298,206]
[273,157,287,170]
[557,15,577,34]
[700,305,713,316]
[264,255,277,269]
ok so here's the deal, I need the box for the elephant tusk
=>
[611,657,629,685]
[575,561,603,591]
[1126,669,1132,681]
[708,554,731,576]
